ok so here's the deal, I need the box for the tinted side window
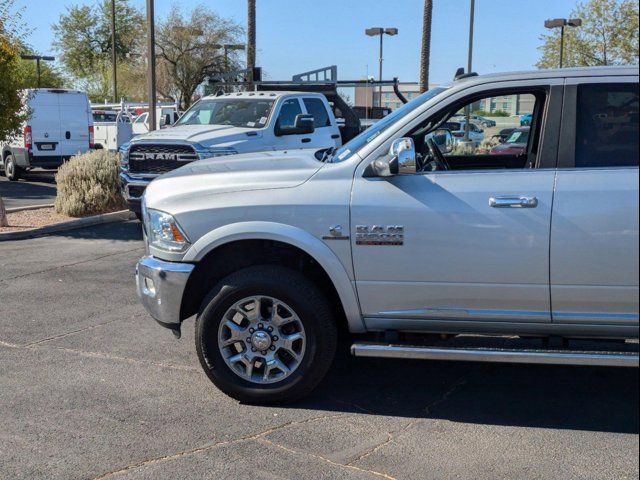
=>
[303,98,330,127]
[575,83,639,168]
[277,99,302,128]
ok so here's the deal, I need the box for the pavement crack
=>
[423,375,468,415]
[346,375,468,469]
[20,316,129,347]
[258,438,397,480]
[0,246,143,283]
[91,413,346,480]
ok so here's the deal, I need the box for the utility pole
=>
[111,0,117,102]
[146,0,157,131]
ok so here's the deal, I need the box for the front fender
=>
[183,221,365,333]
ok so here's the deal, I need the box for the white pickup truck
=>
[92,109,133,151]
[120,91,343,215]
[136,66,639,404]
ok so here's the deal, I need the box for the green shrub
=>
[54,149,126,217]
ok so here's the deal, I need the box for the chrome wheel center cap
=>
[251,331,272,351]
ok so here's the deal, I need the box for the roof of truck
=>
[455,66,639,86]
[201,91,326,101]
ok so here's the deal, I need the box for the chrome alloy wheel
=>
[217,296,306,384]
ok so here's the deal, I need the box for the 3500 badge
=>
[355,225,404,246]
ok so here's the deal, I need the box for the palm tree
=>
[419,0,433,93]
[247,0,256,88]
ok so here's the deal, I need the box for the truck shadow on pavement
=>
[302,353,639,434]
[0,174,57,205]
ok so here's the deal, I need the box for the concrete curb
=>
[6,203,55,213]
[0,210,136,242]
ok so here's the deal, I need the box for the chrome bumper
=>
[120,172,156,201]
[136,256,195,327]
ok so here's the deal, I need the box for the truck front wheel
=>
[4,155,22,181]
[195,265,337,404]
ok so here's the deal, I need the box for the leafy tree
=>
[156,5,244,109]
[0,0,27,142]
[0,37,25,142]
[52,0,144,83]
[537,0,639,68]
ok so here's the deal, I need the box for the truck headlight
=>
[119,142,131,172]
[146,209,190,252]
[192,144,238,160]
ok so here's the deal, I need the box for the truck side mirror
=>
[161,113,172,128]
[371,137,416,177]
[430,128,454,154]
[276,114,315,136]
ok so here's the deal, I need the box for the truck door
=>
[58,92,91,157]
[302,97,342,148]
[272,98,309,150]
[551,77,639,327]
[28,91,63,158]
[350,81,563,328]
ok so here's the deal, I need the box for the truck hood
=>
[132,124,261,147]
[144,149,323,209]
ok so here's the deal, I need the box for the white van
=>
[1,89,94,181]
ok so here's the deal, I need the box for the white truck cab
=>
[1,89,93,181]
[136,67,639,404]
[119,91,342,214]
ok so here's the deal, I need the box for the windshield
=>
[507,130,530,144]
[177,99,274,129]
[331,87,448,162]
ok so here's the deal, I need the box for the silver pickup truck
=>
[136,66,639,404]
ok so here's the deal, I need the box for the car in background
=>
[443,120,485,145]
[471,115,496,127]
[493,127,516,143]
[490,127,529,155]
[520,113,533,126]
[1,88,93,181]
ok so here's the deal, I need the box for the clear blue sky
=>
[18,0,580,84]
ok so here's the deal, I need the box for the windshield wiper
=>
[319,147,336,163]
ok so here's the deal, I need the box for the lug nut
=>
[270,345,276,351]
[246,337,252,343]
[267,326,273,332]
[258,323,264,329]
[261,350,267,355]
[249,328,255,333]
[251,347,256,352]
[272,336,278,341]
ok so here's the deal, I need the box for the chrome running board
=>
[351,343,639,367]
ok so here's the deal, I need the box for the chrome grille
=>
[128,144,198,174]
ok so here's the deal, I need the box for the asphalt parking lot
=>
[0,171,58,209]
[0,221,638,480]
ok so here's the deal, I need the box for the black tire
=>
[4,155,22,181]
[195,265,337,404]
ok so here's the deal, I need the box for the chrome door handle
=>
[489,196,538,208]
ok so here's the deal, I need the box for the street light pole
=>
[544,18,582,68]
[146,0,157,131]
[464,0,475,142]
[20,55,55,88]
[365,27,398,107]
[111,0,117,102]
